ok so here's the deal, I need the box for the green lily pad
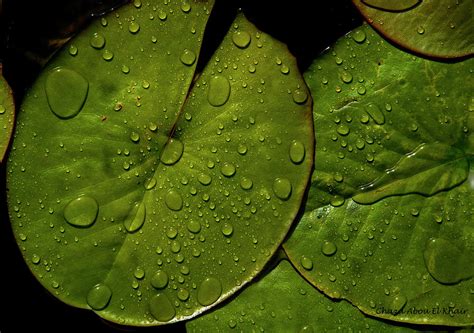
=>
[352,0,474,58]
[187,260,416,332]
[7,0,313,327]
[0,69,15,163]
[284,25,473,326]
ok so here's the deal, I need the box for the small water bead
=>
[121,65,130,74]
[300,256,313,270]
[336,125,350,136]
[101,17,108,26]
[240,177,253,190]
[208,75,231,107]
[102,50,114,61]
[151,270,169,289]
[292,89,308,104]
[330,195,344,207]
[221,223,234,237]
[280,65,290,75]
[32,254,41,264]
[321,241,337,256]
[68,45,78,56]
[352,29,366,43]
[289,140,305,164]
[181,0,191,12]
[273,178,292,200]
[197,277,222,306]
[357,84,366,95]
[221,162,236,177]
[171,240,181,253]
[0,105,5,114]
[365,103,385,125]
[198,173,212,186]
[90,32,105,49]
[134,267,145,279]
[165,190,183,211]
[158,9,167,20]
[340,70,353,84]
[129,21,140,34]
[124,202,146,233]
[149,293,175,322]
[177,288,190,301]
[232,31,251,48]
[64,196,99,228]
[237,144,248,155]
[186,219,201,233]
[417,26,425,35]
[130,132,140,143]
[45,67,89,119]
[160,138,184,165]
[180,49,196,66]
[87,284,112,310]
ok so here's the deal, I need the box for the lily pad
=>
[6,0,313,327]
[0,69,15,163]
[352,0,474,58]
[187,260,416,332]
[284,25,473,326]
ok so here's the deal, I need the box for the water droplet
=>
[158,9,167,20]
[237,144,248,155]
[87,284,112,310]
[181,0,191,13]
[289,140,305,164]
[336,124,350,136]
[357,84,366,95]
[68,45,78,56]
[292,89,308,104]
[145,177,157,190]
[149,293,175,322]
[129,21,140,34]
[361,0,421,11]
[423,238,473,285]
[330,195,345,207]
[352,29,366,43]
[130,132,140,143]
[240,177,253,190]
[198,173,212,186]
[160,138,184,165]
[151,270,169,289]
[280,65,290,75]
[221,223,233,237]
[232,31,251,48]
[300,255,313,270]
[180,49,196,66]
[134,267,145,279]
[208,75,231,107]
[45,68,89,119]
[340,70,353,84]
[365,103,385,125]
[90,32,105,49]
[417,26,425,35]
[300,325,315,333]
[64,196,99,228]
[102,50,114,61]
[165,190,183,211]
[32,254,41,264]
[124,202,146,233]
[197,277,222,306]
[178,288,190,301]
[273,178,292,200]
[186,219,201,233]
[321,241,337,256]
[221,162,236,177]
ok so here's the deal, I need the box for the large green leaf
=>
[0,70,14,163]
[284,24,473,326]
[7,0,313,326]
[352,0,474,58]
[187,260,415,332]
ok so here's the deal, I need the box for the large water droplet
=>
[208,75,231,107]
[161,138,184,165]
[240,177,253,190]
[87,284,112,310]
[300,255,313,270]
[289,140,305,164]
[321,241,337,256]
[180,49,196,66]
[64,196,98,228]
[129,21,140,34]
[198,173,212,186]
[273,178,292,200]
[352,29,366,43]
[151,270,169,289]
[165,190,183,211]
[423,238,473,285]
[361,0,421,12]
[232,31,251,48]
[45,68,89,119]
[221,162,236,177]
[186,219,201,233]
[90,32,105,49]
[149,294,175,322]
[292,89,308,104]
[221,223,234,237]
[365,103,385,125]
[197,277,222,306]
[124,202,146,233]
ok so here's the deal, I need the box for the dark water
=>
[0,0,360,332]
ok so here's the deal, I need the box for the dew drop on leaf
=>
[321,241,337,256]
[289,140,305,164]
[124,202,146,233]
[221,223,234,237]
[149,293,176,322]
[180,49,197,66]
[160,138,184,165]
[186,219,201,233]
[45,68,89,119]
[197,277,222,306]
[198,173,212,186]
[165,189,183,211]
[365,103,385,125]
[300,255,313,270]
[63,196,99,228]
[352,29,366,43]
[220,162,236,177]
[232,31,251,49]
[273,178,292,200]
[208,75,231,107]
[240,177,253,190]
[89,32,106,49]
[151,270,169,289]
[86,284,112,310]
[292,89,308,104]
[128,21,140,34]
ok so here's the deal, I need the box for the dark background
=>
[0,0,361,332]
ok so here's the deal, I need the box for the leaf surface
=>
[284,24,474,326]
[0,71,14,162]
[7,0,313,326]
[352,0,474,58]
